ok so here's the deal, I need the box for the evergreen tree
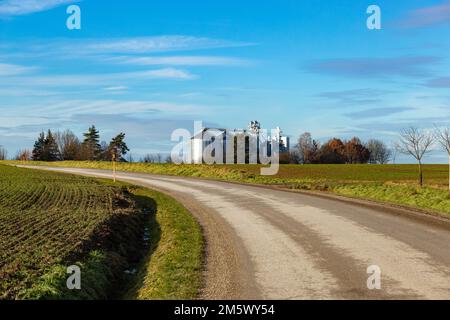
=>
[32,130,61,161]
[82,125,101,160]
[32,132,46,161]
[109,133,130,161]
[45,129,61,161]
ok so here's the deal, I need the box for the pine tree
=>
[32,132,46,161]
[82,125,101,160]
[45,130,61,161]
[109,133,130,161]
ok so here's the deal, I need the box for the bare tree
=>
[295,132,313,164]
[15,149,32,161]
[396,127,434,186]
[0,146,7,160]
[434,126,450,190]
[55,130,81,160]
[366,139,392,164]
[391,142,400,164]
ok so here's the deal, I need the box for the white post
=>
[113,160,116,183]
[112,151,116,183]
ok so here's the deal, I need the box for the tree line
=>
[282,126,450,189]
[2,124,450,189]
[284,133,392,165]
[396,126,448,187]
[28,126,130,162]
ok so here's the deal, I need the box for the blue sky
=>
[1,0,450,162]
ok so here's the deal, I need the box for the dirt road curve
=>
[23,166,450,300]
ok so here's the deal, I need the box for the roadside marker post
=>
[112,150,116,183]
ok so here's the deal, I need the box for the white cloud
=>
[0,36,254,59]
[102,86,128,95]
[0,0,77,17]
[2,99,210,119]
[0,87,57,97]
[398,1,450,28]
[103,86,128,91]
[144,68,196,80]
[81,36,253,54]
[0,63,36,76]
[47,99,207,115]
[110,55,249,67]
[4,68,196,87]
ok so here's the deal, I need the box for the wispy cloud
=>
[109,55,249,67]
[144,68,195,80]
[0,87,58,97]
[0,36,253,80]
[101,86,128,95]
[425,77,450,88]
[344,107,414,120]
[317,88,391,105]
[306,56,439,78]
[35,99,209,116]
[75,36,254,55]
[0,62,36,76]
[398,1,450,28]
[0,0,77,17]
[354,115,450,135]
[0,36,254,61]
[103,86,128,92]
[0,99,212,135]
[4,68,196,87]
[0,36,251,90]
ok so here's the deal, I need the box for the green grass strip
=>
[125,187,203,300]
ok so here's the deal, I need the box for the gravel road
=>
[22,166,450,300]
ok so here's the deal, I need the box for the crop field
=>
[0,164,148,299]
[4,161,449,216]
[0,164,203,300]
